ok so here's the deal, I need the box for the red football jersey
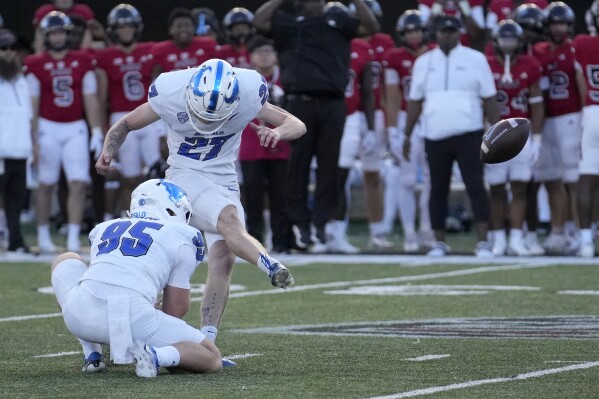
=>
[418,0,484,47]
[573,34,599,106]
[24,50,96,122]
[533,40,582,116]
[368,33,394,109]
[486,0,548,25]
[345,39,374,115]
[33,3,94,26]
[382,47,420,112]
[487,54,543,118]
[150,37,217,72]
[239,67,290,161]
[95,43,155,113]
[216,44,251,68]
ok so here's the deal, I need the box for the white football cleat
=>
[427,241,450,257]
[475,241,494,258]
[328,237,360,254]
[507,239,531,256]
[578,243,595,258]
[403,232,419,253]
[128,341,158,378]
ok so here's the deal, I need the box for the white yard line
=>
[33,351,81,358]
[0,312,62,323]
[225,353,262,360]
[403,355,450,362]
[192,262,555,301]
[365,361,599,399]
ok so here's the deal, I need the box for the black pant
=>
[241,159,290,250]
[425,131,489,231]
[0,159,27,250]
[284,95,346,229]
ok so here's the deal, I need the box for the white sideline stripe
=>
[558,290,599,295]
[403,355,450,362]
[33,351,81,358]
[225,353,261,360]
[365,361,599,399]
[0,312,62,322]
[192,262,555,301]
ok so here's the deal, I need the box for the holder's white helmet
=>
[186,58,240,133]
[129,179,192,224]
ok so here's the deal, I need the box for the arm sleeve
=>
[82,70,97,95]
[26,73,41,97]
[408,56,427,101]
[167,244,198,289]
[479,56,497,98]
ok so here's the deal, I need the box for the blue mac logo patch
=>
[177,112,189,124]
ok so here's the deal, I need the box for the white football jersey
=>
[148,67,266,183]
[81,217,205,302]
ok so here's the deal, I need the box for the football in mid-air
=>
[480,118,530,164]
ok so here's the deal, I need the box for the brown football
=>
[480,118,530,164]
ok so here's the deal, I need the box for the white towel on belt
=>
[107,295,134,364]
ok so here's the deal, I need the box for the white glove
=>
[362,130,377,155]
[458,0,471,17]
[387,127,403,160]
[431,2,444,16]
[89,127,104,160]
[531,133,542,165]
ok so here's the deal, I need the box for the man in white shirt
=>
[96,58,306,343]
[403,15,500,257]
[0,29,33,254]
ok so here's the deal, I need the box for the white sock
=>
[67,223,80,240]
[201,325,218,342]
[153,345,180,367]
[581,229,593,245]
[565,221,577,236]
[78,338,102,358]
[257,253,280,276]
[397,183,417,235]
[509,229,523,242]
[37,224,52,243]
[492,230,506,246]
[419,181,432,232]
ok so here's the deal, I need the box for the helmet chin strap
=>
[501,54,513,85]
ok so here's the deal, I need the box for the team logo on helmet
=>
[177,112,189,124]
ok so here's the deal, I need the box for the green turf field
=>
[1,256,599,398]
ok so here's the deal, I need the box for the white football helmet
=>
[186,58,240,133]
[129,179,193,224]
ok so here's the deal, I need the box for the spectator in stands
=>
[32,0,99,53]
[254,0,378,252]
[403,14,500,257]
[384,9,436,253]
[239,35,292,253]
[96,4,161,220]
[418,0,485,49]
[24,12,103,253]
[150,8,217,78]
[192,8,223,43]
[531,2,582,255]
[218,7,255,68]
[0,29,33,254]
